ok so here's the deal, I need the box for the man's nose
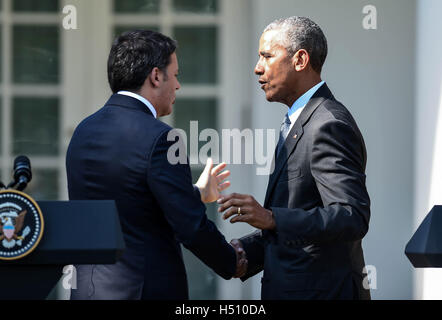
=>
[254,61,263,75]
[176,80,181,90]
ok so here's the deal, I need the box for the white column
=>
[217,0,258,300]
[61,0,112,200]
[414,0,442,300]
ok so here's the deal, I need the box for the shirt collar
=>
[288,81,325,117]
[117,91,157,119]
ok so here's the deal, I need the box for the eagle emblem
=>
[0,209,30,249]
[0,191,44,260]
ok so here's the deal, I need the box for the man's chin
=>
[157,110,171,118]
[265,93,276,102]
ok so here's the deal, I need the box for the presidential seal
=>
[0,190,44,260]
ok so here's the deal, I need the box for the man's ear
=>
[292,49,310,72]
[149,67,162,88]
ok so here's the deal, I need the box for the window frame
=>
[0,0,62,199]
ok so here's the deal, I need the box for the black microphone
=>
[13,155,32,191]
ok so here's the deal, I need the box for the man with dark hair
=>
[219,16,371,299]
[66,30,246,300]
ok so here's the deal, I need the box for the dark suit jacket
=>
[66,94,236,300]
[240,83,371,300]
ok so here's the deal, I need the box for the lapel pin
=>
[293,134,298,139]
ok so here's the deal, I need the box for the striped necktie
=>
[276,113,291,158]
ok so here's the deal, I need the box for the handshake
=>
[195,158,276,279]
[231,239,247,278]
[195,158,255,279]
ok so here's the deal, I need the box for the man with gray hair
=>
[219,16,371,299]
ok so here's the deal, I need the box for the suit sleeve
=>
[146,129,236,280]
[271,119,370,246]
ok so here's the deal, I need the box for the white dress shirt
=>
[288,81,325,131]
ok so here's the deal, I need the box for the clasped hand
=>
[231,239,247,278]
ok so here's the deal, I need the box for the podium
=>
[0,200,125,300]
[405,205,442,267]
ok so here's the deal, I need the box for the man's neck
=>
[287,74,322,107]
[118,90,158,118]
[137,87,161,116]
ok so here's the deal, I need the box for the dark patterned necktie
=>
[276,113,291,158]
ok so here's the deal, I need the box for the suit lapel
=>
[264,83,334,207]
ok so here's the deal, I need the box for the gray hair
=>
[264,16,328,74]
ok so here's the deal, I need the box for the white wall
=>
[248,0,416,299]
[414,0,442,300]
